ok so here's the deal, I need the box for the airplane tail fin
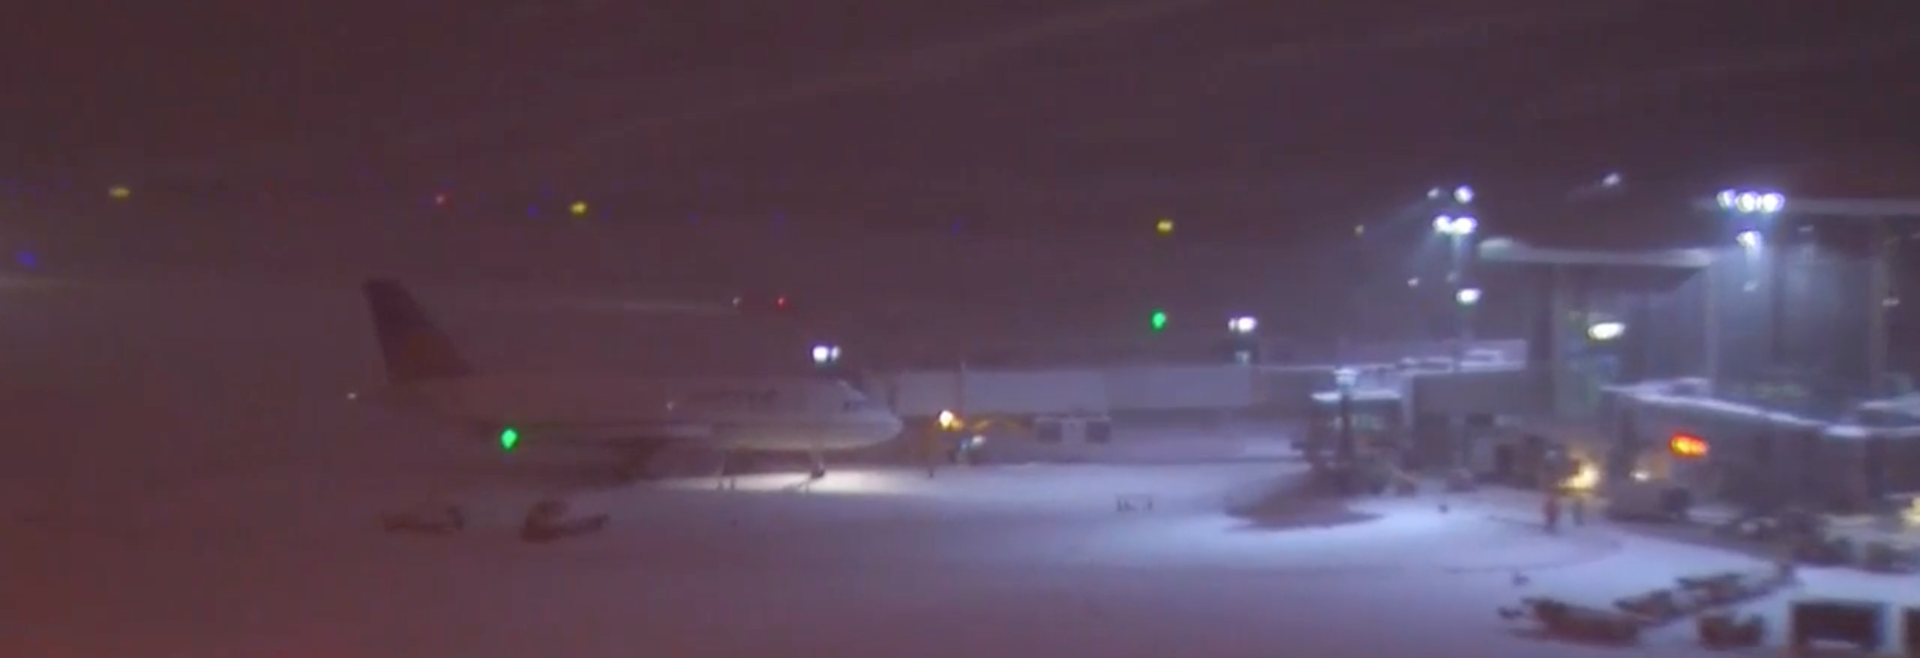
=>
[362,278,477,384]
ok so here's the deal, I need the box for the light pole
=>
[1718,188,1791,506]
[1333,366,1359,491]
[1435,215,1479,362]
[1455,287,1482,366]
[1433,214,1478,282]
[1227,315,1258,364]
[1717,189,1786,368]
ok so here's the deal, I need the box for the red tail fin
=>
[361,278,476,384]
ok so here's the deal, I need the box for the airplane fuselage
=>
[367,374,903,452]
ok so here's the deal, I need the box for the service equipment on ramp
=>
[1696,611,1766,648]
[1899,606,1920,657]
[380,504,466,535]
[1790,598,1885,653]
[1613,588,1689,624]
[1862,539,1919,573]
[1114,494,1155,513]
[520,498,610,543]
[1499,597,1643,643]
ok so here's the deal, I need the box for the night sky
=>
[8,0,1919,239]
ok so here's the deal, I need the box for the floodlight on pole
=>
[1717,188,1790,373]
[1455,288,1482,306]
[1433,215,1477,236]
[810,344,842,365]
[1453,185,1474,204]
[1717,189,1785,214]
[1228,316,1258,334]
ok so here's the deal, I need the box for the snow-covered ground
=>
[16,438,1914,658]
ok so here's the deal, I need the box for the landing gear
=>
[715,450,738,491]
[807,448,827,481]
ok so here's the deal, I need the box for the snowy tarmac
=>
[7,453,1919,657]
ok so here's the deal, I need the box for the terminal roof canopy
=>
[1477,238,1711,269]
[1771,164,1920,207]
[1487,163,1920,255]
[1476,237,1706,292]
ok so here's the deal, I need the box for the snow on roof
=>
[1825,424,1920,440]
[1613,378,1920,440]
[1607,379,1827,430]
[1830,393,1920,439]
[1856,393,1920,416]
[1477,237,1714,268]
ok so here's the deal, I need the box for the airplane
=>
[355,278,904,481]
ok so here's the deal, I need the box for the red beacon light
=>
[1669,433,1709,458]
